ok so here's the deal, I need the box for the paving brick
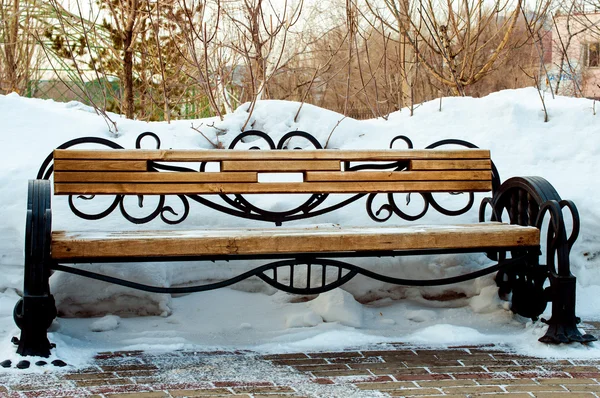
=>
[22,389,92,397]
[361,350,417,357]
[570,372,600,378]
[369,366,430,376]
[101,364,158,372]
[452,373,495,379]
[435,353,494,360]
[11,382,74,391]
[475,378,538,385]
[308,351,364,359]
[545,366,600,373]
[169,388,233,396]
[384,354,436,362]
[95,352,123,360]
[271,359,327,366]
[150,383,213,391]
[427,365,487,374]
[486,365,543,373]
[505,384,568,392]
[310,378,335,385]
[417,379,477,388]
[335,375,393,384]
[311,369,372,377]
[64,372,117,380]
[354,381,416,390]
[393,373,452,382]
[571,360,600,365]
[532,393,596,398]
[105,393,169,398]
[262,353,309,360]
[291,364,348,372]
[410,395,462,398]
[349,362,408,370]
[232,386,295,394]
[537,378,599,385]
[413,350,451,356]
[411,395,463,398]
[565,385,600,392]
[467,348,506,354]
[213,381,274,388]
[252,395,304,398]
[441,385,504,394]
[89,384,154,395]
[132,377,161,384]
[516,359,572,366]
[403,359,462,367]
[460,359,517,366]
[328,356,384,364]
[116,370,158,378]
[512,371,567,379]
[386,388,442,397]
[75,378,135,387]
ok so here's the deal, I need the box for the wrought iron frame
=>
[12,131,595,360]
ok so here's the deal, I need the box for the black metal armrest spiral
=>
[13,179,57,357]
[479,176,596,344]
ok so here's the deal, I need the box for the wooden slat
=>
[54,160,148,172]
[221,160,341,172]
[54,149,491,161]
[306,170,491,182]
[411,159,491,171]
[54,181,492,195]
[50,223,540,259]
[54,171,258,183]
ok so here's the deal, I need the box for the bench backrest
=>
[52,149,493,195]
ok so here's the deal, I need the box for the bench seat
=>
[51,223,539,260]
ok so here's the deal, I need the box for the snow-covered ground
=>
[0,88,599,370]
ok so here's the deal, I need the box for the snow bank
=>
[1,88,599,364]
[308,290,364,328]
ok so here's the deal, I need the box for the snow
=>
[0,88,600,369]
[89,315,120,332]
[307,290,364,328]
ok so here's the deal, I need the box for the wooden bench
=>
[13,131,596,359]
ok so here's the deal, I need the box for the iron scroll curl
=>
[40,131,495,225]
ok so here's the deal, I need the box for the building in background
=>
[551,11,600,99]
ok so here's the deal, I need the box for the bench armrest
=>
[479,176,595,344]
[14,179,57,357]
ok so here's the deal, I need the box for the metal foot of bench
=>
[14,296,57,357]
[539,275,597,344]
[14,179,57,357]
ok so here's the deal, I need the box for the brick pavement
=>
[1,322,599,398]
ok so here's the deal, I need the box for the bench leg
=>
[538,201,596,344]
[14,295,57,357]
[539,273,596,344]
[14,180,57,357]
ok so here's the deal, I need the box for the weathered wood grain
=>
[54,180,492,195]
[51,224,539,259]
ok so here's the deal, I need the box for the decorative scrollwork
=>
[52,253,528,297]
[41,131,497,226]
[365,137,498,223]
[41,132,190,225]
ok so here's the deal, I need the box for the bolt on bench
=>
[13,131,596,359]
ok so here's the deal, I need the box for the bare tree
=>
[221,0,305,129]
[0,0,43,94]
[366,0,533,96]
